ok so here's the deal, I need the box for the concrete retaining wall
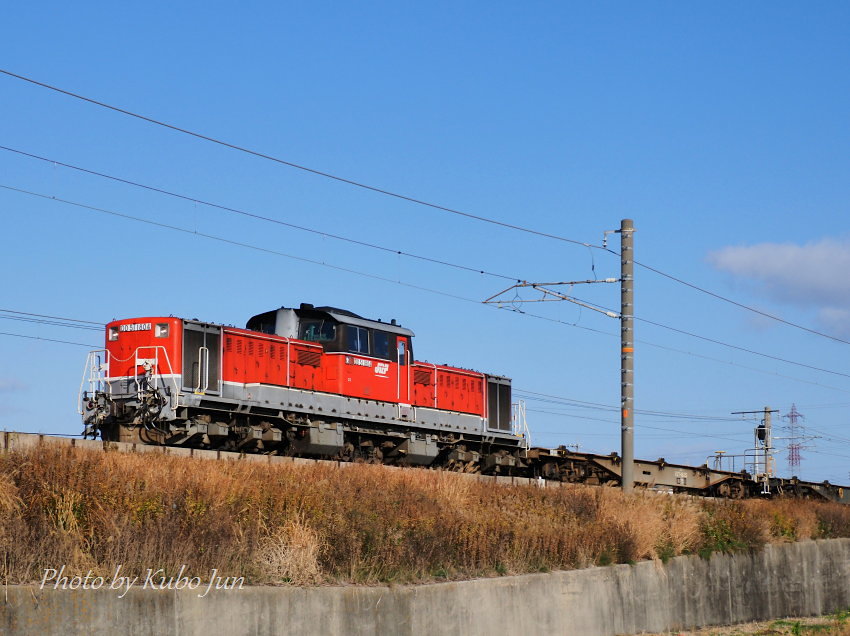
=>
[2,538,849,635]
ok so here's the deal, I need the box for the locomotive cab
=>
[246,303,415,361]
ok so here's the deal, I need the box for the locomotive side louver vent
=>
[296,349,322,367]
[414,369,433,385]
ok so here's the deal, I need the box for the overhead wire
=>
[515,388,745,421]
[525,408,748,443]
[1,70,844,347]
[0,145,521,282]
[0,314,102,332]
[544,293,850,381]
[4,181,850,388]
[0,183,479,305]
[0,330,97,347]
[632,257,850,347]
[0,69,600,249]
[636,339,850,395]
[0,308,102,325]
[635,316,850,379]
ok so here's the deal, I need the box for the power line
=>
[0,308,102,325]
[0,183,481,305]
[3,72,842,348]
[536,291,850,381]
[808,449,850,462]
[602,246,850,347]
[0,330,97,347]
[0,145,522,283]
[638,423,748,444]
[636,339,850,395]
[0,314,102,332]
[525,408,748,443]
[806,425,850,446]
[5,182,850,388]
[632,257,850,347]
[635,316,850,380]
[515,388,743,421]
[0,69,602,249]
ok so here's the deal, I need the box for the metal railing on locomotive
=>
[79,347,182,433]
[511,399,531,449]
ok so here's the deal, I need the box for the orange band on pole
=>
[622,409,630,418]
[622,347,634,353]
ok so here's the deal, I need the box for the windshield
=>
[299,320,336,343]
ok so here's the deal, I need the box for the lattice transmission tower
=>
[783,404,805,471]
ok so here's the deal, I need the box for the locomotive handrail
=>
[132,345,181,409]
[194,346,210,394]
[78,350,108,414]
[511,400,531,449]
[79,346,182,411]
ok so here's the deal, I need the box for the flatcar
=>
[81,303,521,471]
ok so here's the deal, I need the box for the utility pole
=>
[761,406,774,482]
[483,219,635,492]
[620,219,635,492]
[733,406,778,494]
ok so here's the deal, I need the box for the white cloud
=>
[707,238,850,336]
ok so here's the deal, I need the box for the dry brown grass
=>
[256,515,325,585]
[1,444,849,585]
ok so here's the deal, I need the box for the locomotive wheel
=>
[338,442,355,462]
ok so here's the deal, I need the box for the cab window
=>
[299,320,336,343]
[373,331,390,359]
[246,311,277,334]
[347,325,369,354]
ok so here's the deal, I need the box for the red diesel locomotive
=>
[81,303,521,470]
[78,303,850,500]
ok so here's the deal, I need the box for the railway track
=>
[4,430,848,503]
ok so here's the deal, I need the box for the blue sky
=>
[1,2,849,484]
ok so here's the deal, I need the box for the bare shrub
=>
[814,504,850,538]
[256,516,324,585]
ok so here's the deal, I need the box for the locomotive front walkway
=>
[2,538,849,635]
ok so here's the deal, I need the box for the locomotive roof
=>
[295,305,415,338]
